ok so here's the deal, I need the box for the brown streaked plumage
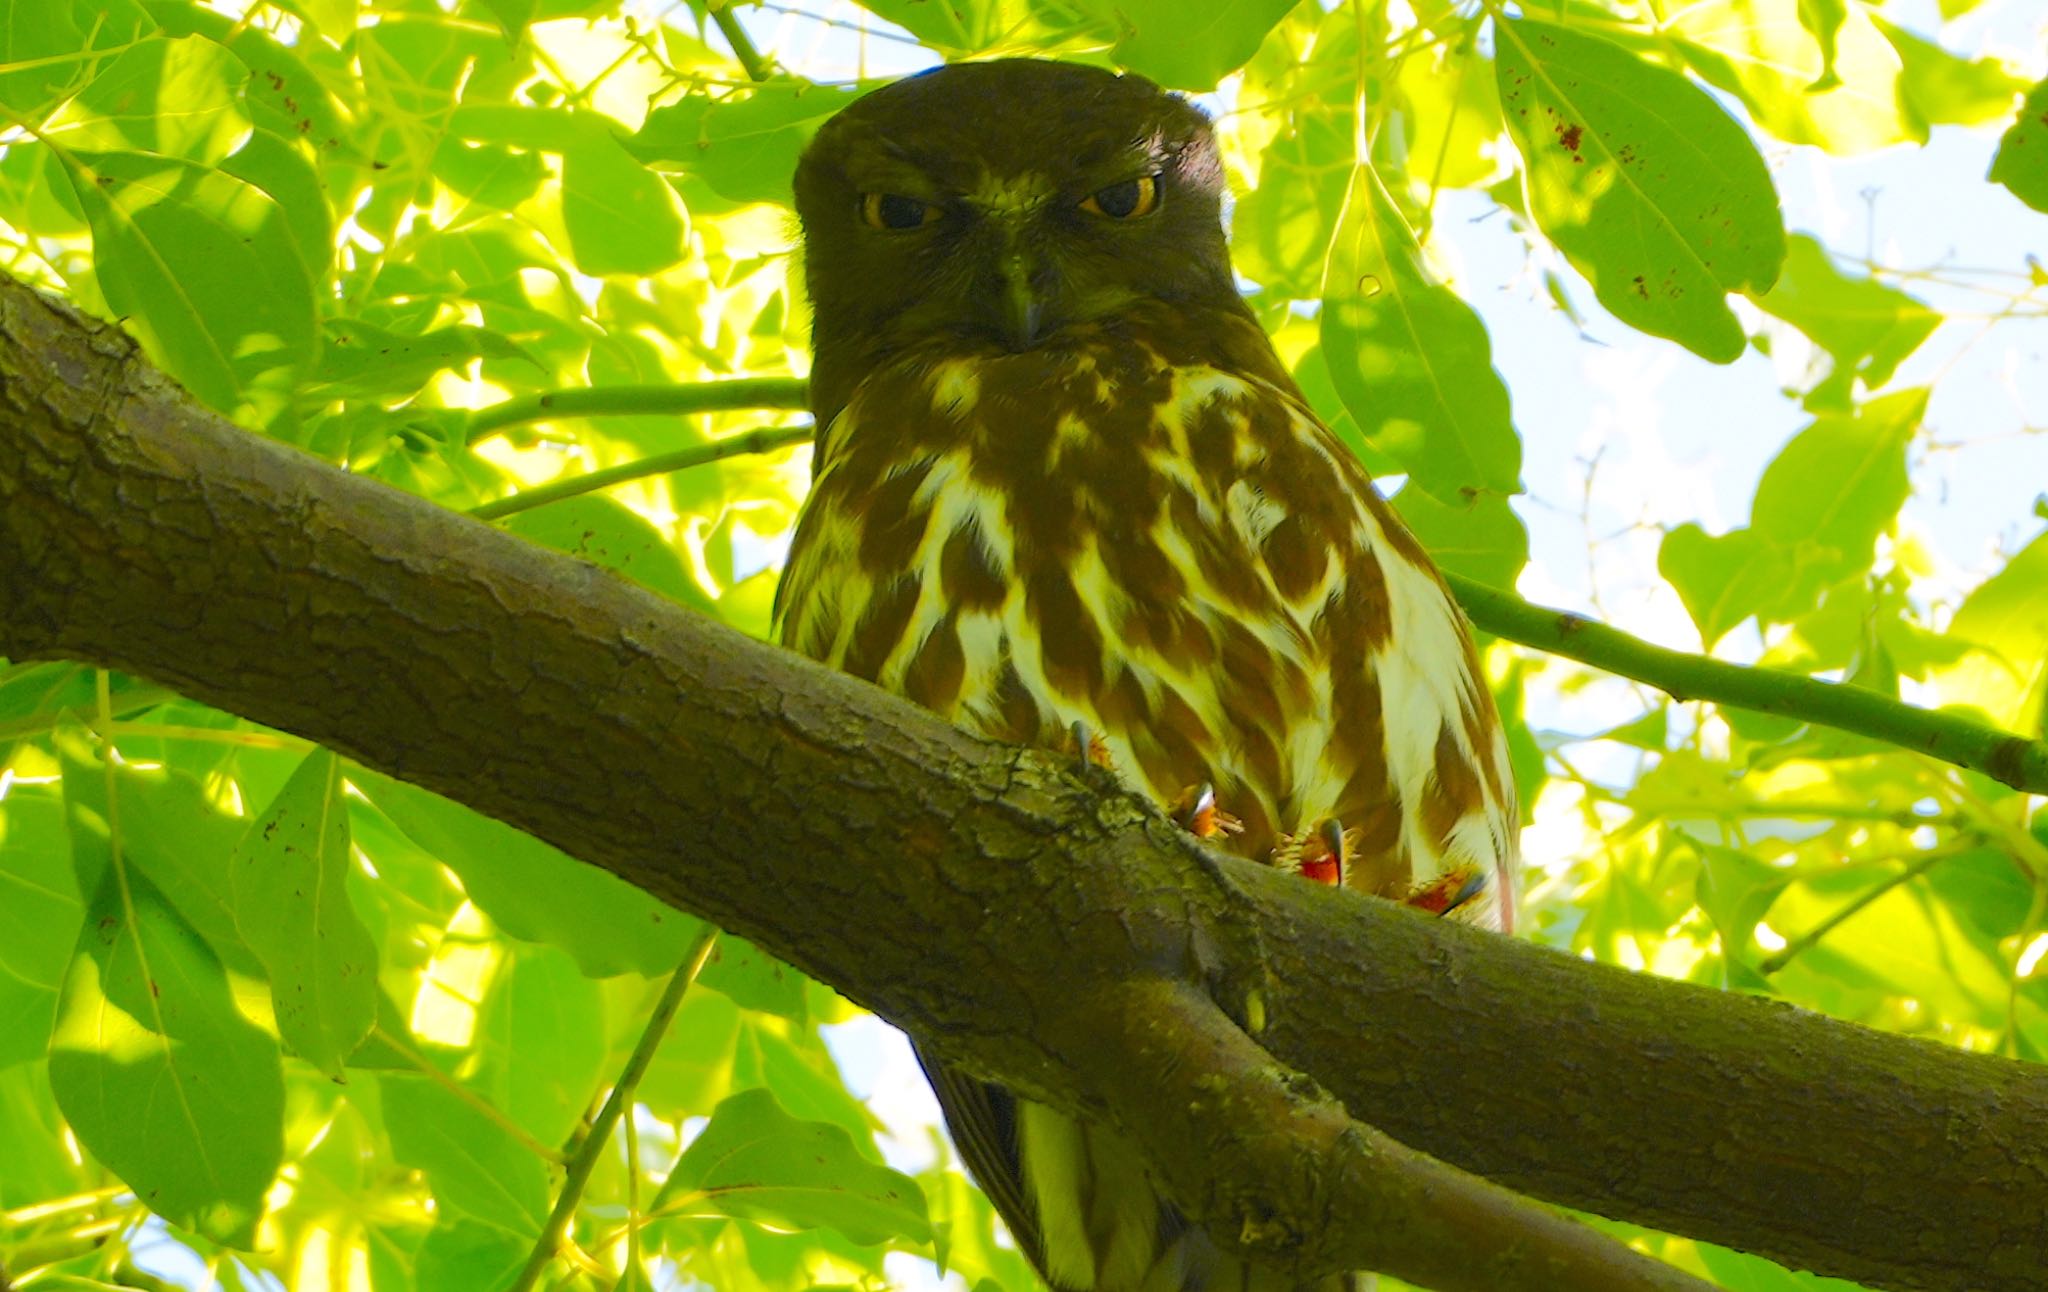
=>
[777,58,1517,1292]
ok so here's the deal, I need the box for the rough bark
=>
[3,274,2044,1291]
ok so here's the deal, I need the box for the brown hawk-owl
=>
[776,59,1518,1292]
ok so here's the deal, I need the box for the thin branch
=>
[1446,572,2048,794]
[470,424,811,521]
[510,929,719,1292]
[708,1,772,82]
[1758,848,1961,975]
[461,379,808,445]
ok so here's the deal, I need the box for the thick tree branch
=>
[1447,573,2048,794]
[5,277,2047,1291]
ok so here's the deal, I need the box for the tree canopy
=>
[1,1,2045,1291]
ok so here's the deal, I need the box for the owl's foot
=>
[1065,720,1117,786]
[1405,865,1486,916]
[1170,783,1243,841]
[1282,818,1349,887]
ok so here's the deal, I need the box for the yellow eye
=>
[860,193,939,230]
[1080,175,1160,219]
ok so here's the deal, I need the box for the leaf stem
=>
[462,379,809,445]
[709,1,772,82]
[1757,848,1958,975]
[1446,572,2048,794]
[470,424,812,521]
[508,928,720,1292]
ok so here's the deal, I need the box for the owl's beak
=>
[995,253,1044,351]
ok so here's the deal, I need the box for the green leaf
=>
[0,0,151,119]
[1495,17,1786,362]
[1931,528,2048,732]
[1751,235,1939,405]
[1687,836,1790,954]
[0,787,83,1070]
[1232,113,1350,299]
[381,1074,550,1238]
[351,770,698,978]
[503,494,717,615]
[475,943,606,1146]
[1670,0,1916,154]
[59,149,317,427]
[1989,78,2048,214]
[1320,162,1522,503]
[1795,0,1848,92]
[631,81,862,206]
[657,1088,929,1246]
[47,35,250,163]
[1749,389,1922,615]
[1873,17,2029,133]
[53,745,284,1246]
[230,749,378,1078]
[1081,0,1296,90]
[560,124,687,276]
[700,936,809,1019]
[1658,524,1788,649]
[1390,487,1528,591]
[309,319,541,404]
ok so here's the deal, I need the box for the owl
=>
[775,59,1518,1292]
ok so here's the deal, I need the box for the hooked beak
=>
[994,250,1044,351]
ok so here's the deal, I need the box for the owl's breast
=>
[776,331,1515,919]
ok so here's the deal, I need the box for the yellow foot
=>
[1170,783,1244,841]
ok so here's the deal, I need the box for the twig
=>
[470,424,811,521]
[509,929,719,1292]
[462,378,808,445]
[708,1,772,82]
[1758,849,1961,975]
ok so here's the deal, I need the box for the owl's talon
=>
[1171,783,1243,840]
[1067,719,1115,780]
[1406,866,1487,917]
[1291,818,1347,887]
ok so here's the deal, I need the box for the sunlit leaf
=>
[1075,0,1295,90]
[475,942,606,1146]
[1391,487,1529,590]
[1989,78,2048,214]
[656,1088,929,1246]
[381,1073,550,1238]
[230,748,378,1079]
[1659,524,1788,649]
[1496,17,1785,362]
[351,770,699,978]
[1321,161,1521,502]
[632,81,863,206]
[0,788,82,1070]
[1670,0,1916,153]
[1751,236,1938,405]
[47,35,250,162]
[1931,528,2048,731]
[0,0,151,120]
[561,124,688,276]
[52,745,283,1246]
[59,149,317,427]
[1872,17,2028,133]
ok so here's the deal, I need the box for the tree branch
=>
[5,276,2046,1291]
[461,378,808,444]
[1446,573,2048,794]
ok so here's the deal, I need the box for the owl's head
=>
[794,59,1242,426]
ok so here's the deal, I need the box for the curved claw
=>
[1296,817,1346,887]
[1407,865,1487,916]
[1171,783,1243,840]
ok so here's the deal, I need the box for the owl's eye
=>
[860,193,939,231]
[1079,175,1161,220]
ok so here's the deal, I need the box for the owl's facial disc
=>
[795,59,1244,424]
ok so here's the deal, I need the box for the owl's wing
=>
[912,1043,1048,1274]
